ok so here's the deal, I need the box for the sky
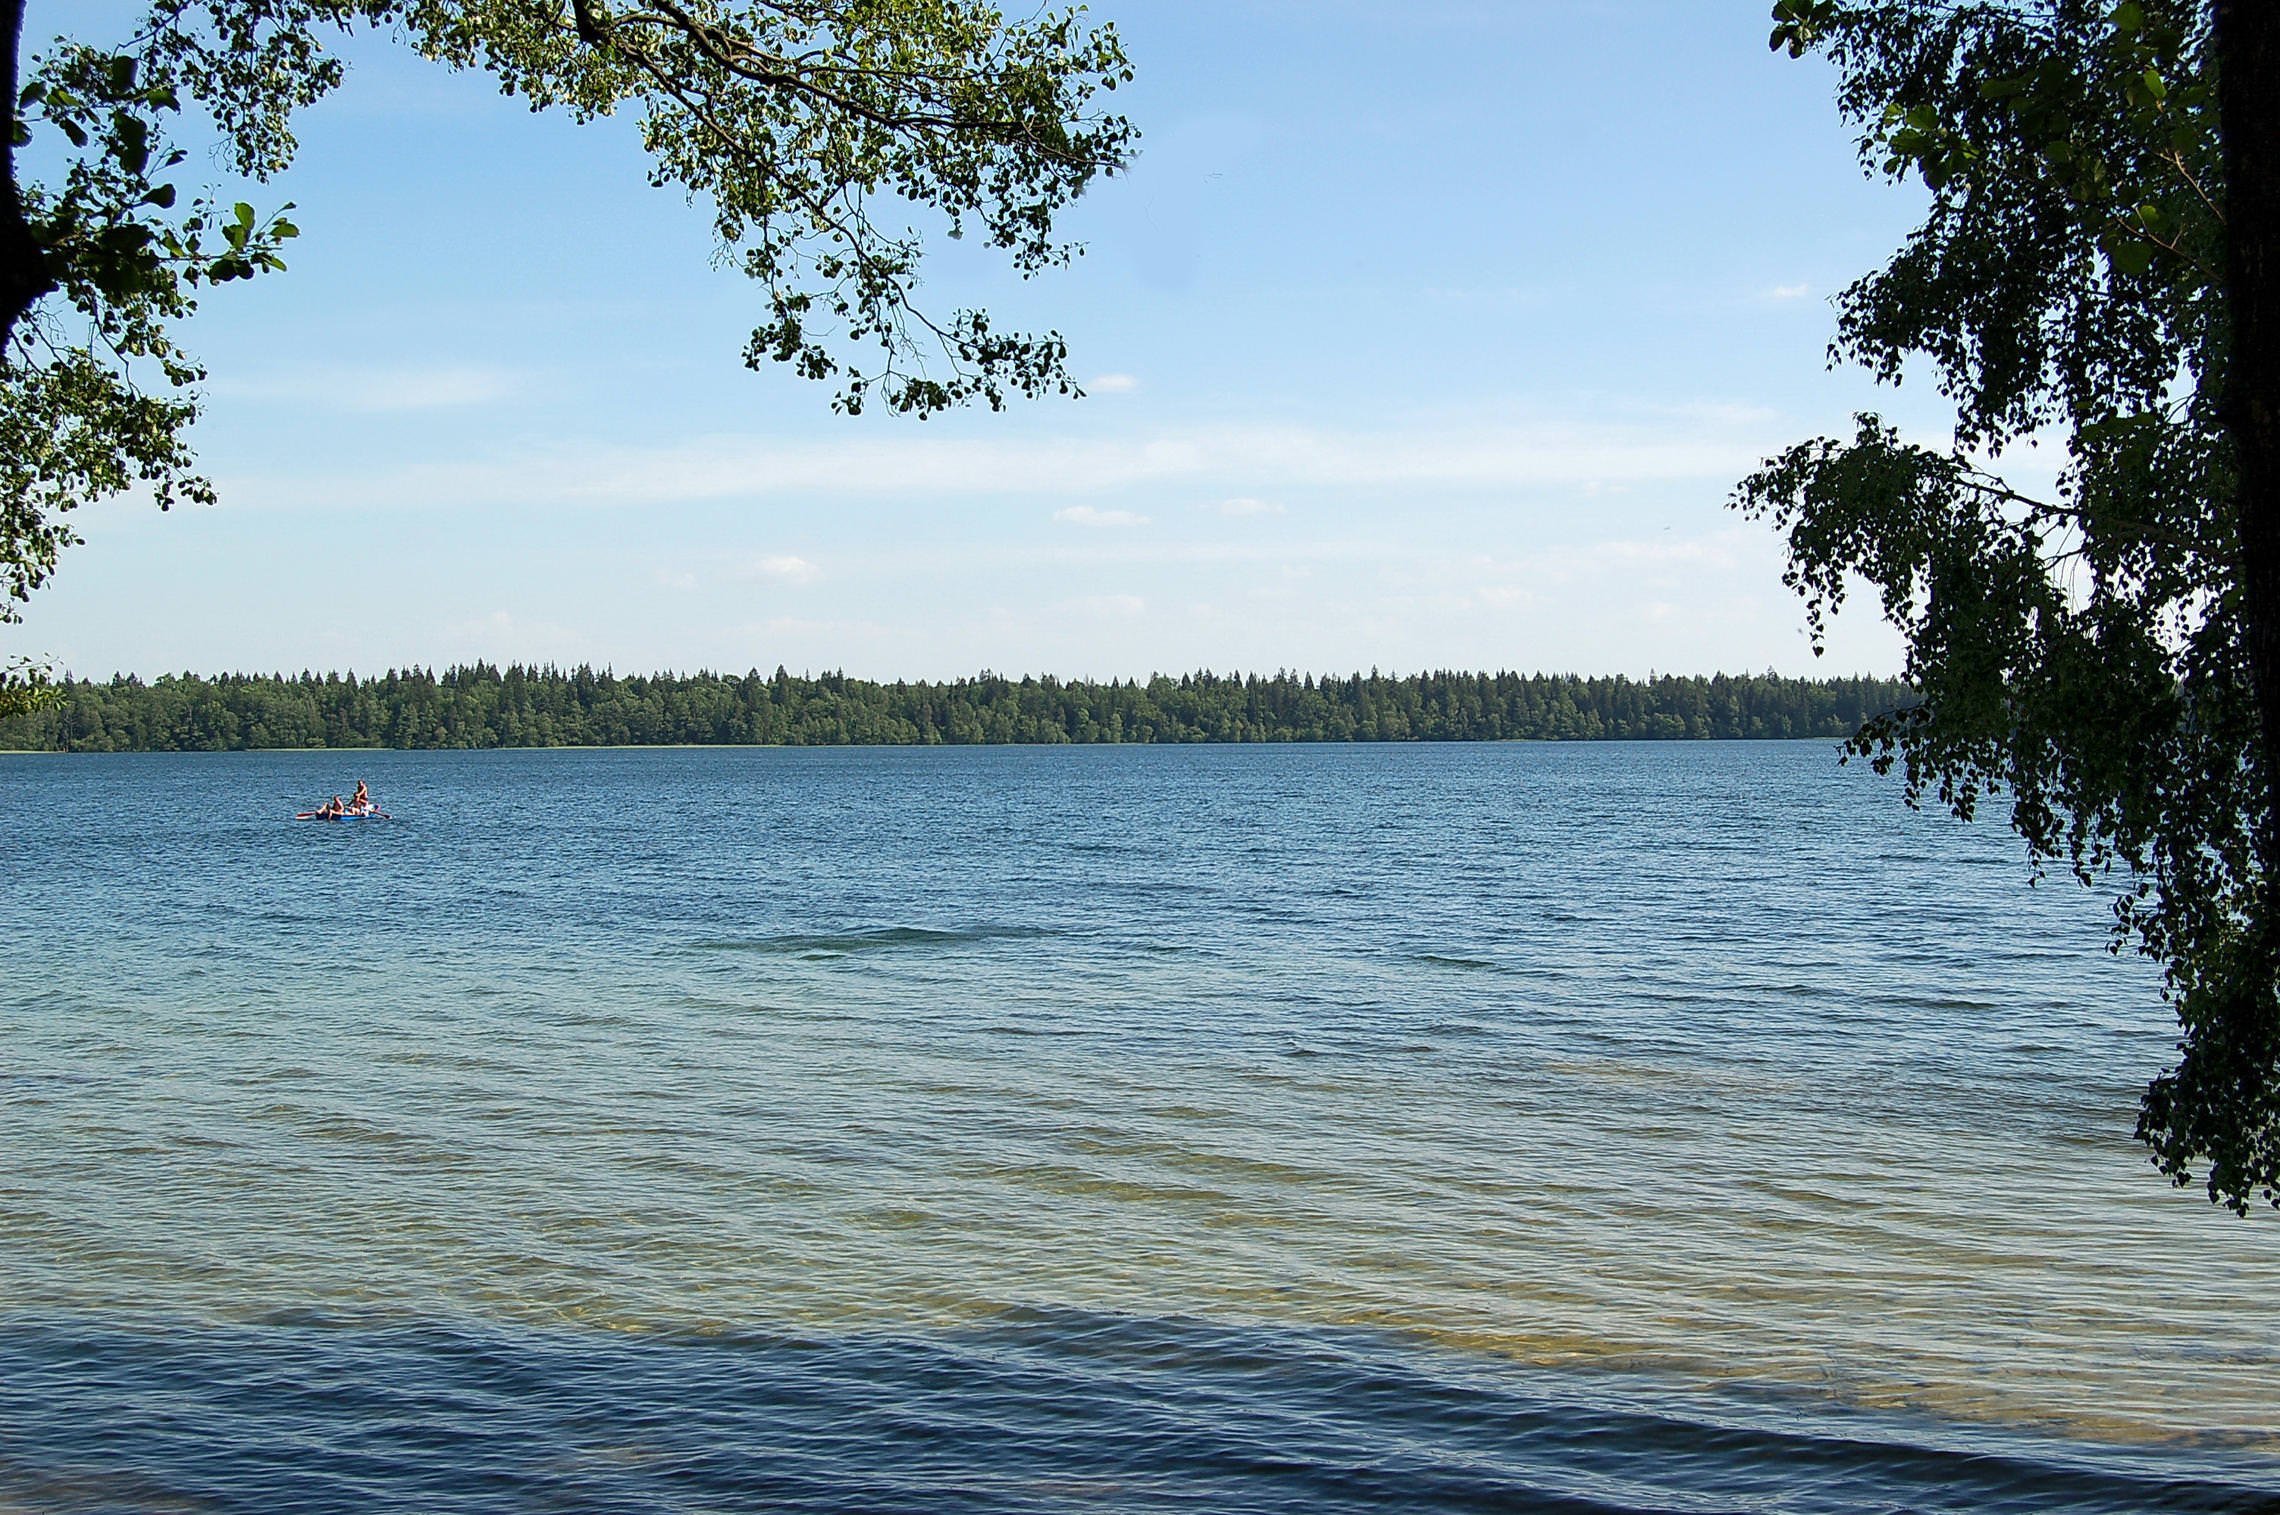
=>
[10,0,1970,682]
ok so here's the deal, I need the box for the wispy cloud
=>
[1764,282,1812,301]
[737,554,822,584]
[1054,505,1152,528]
[225,409,1782,513]
[754,615,887,637]
[1417,283,1552,308]
[445,608,586,660]
[1086,373,1141,394]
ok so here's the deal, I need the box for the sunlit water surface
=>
[2,743,2274,1513]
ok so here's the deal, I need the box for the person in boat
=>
[350,780,372,815]
[321,795,345,819]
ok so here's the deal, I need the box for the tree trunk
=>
[2217,1,2280,884]
[0,0,54,358]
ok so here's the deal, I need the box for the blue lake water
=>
[1,741,2275,1513]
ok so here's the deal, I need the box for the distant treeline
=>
[0,666,1916,752]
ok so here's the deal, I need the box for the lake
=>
[2,742,2274,1513]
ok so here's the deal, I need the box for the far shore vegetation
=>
[0,667,1912,752]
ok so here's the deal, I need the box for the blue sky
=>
[15,0,1964,680]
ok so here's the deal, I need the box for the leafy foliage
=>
[0,666,1915,752]
[0,651,48,715]
[3,27,302,624]
[1740,0,2279,1209]
[0,0,1132,625]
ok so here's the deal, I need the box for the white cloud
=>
[756,615,886,637]
[1086,373,1141,394]
[1765,283,1812,301]
[444,609,585,661]
[1212,496,1285,517]
[1054,505,1152,528]
[1418,283,1550,307]
[1461,528,1753,589]
[225,409,1781,514]
[1476,584,1535,608]
[1657,399,1782,427]
[738,554,822,584]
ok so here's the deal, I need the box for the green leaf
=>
[117,113,150,176]
[2105,234,2153,276]
[97,223,154,258]
[1752,0,2280,1208]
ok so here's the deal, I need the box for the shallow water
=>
[2,742,2274,1512]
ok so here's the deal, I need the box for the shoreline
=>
[0,733,1868,756]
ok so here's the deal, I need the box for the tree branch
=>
[0,0,59,358]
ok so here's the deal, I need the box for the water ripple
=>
[3,743,2277,1508]
[2,1312,2274,1515]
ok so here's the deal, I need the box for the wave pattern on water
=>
[4,1311,2276,1515]
[3,743,2278,1510]
[687,923,1057,957]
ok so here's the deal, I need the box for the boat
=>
[295,809,392,821]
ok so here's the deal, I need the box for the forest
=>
[0,666,1914,752]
